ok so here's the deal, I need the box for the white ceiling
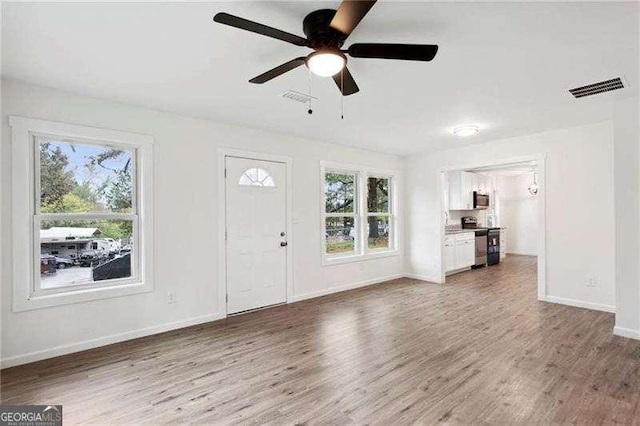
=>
[2,2,638,155]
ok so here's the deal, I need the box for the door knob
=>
[280,242,288,247]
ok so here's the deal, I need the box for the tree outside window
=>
[324,172,357,254]
[367,176,392,250]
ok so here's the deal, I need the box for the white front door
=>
[225,156,287,314]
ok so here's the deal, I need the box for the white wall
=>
[446,209,487,228]
[613,95,640,339]
[406,121,615,312]
[496,173,538,256]
[0,80,405,366]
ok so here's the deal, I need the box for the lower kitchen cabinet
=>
[445,232,475,273]
[444,240,456,272]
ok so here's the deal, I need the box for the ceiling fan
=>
[213,0,438,96]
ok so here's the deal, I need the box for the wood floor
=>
[2,256,640,424]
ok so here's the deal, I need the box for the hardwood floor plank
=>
[2,256,639,424]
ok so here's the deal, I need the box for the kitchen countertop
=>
[445,227,507,235]
[444,229,476,235]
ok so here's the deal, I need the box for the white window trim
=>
[320,161,399,266]
[10,116,154,311]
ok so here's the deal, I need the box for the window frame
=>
[10,116,154,311]
[365,174,394,253]
[320,161,399,266]
[323,168,360,260]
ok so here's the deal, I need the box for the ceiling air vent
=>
[281,90,317,104]
[569,77,625,98]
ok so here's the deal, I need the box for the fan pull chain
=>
[308,69,313,115]
[341,69,345,120]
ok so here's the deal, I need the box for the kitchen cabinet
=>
[445,232,475,273]
[448,171,492,210]
[444,236,456,272]
[448,171,475,210]
[476,174,488,194]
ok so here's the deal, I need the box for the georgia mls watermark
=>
[0,406,62,426]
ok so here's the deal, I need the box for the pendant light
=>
[528,172,539,196]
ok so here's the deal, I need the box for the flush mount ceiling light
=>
[453,125,479,137]
[306,51,347,77]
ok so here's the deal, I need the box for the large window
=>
[322,163,397,264]
[37,138,136,290]
[10,117,154,311]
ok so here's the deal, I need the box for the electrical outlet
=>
[586,277,596,287]
[167,291,176,304]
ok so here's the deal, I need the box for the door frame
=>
[437,153,547,301]
[217,148,294,317]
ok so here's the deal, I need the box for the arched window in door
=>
[238,167,276,187]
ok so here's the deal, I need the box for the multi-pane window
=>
[322,166,397,262]
[366,176,392,251]
[10,116,153,311]
[324,172,358,255]
[36,137,137,291]
[238,167,275,187]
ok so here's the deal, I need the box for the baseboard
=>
[0,312,226,369]
[3,274,406,368]
[404,273,442,284]
[613,326,640,340]
[291,273,405,303]
[506,251,537,257]
[543,295,615,313]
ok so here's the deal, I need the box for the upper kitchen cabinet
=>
[476,174,493,194]
[447,171,493,210]
[476,174,486,194]
[448,170,475,210]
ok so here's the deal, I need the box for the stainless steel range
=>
[461,217,487,268]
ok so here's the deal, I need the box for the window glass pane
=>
[325,172,355,213]
[40,219,134,289]
[367,216,391,250]
[39,139,133,213]
[367,177,389,213]
[325,217,356,254]
[238,167,275,187]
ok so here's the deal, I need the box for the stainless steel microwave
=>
[473,191,489,209]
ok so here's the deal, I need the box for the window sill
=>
[322,250,400,267]
[13,281,153,312]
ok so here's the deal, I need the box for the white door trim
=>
[437,153,547,302]
[217,148,294,317]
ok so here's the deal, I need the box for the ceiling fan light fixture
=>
[453,125,479,137]
[306,51,346,77]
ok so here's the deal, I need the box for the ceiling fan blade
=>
[348,43,439,61]
[330,0,377,37]
[332,67,360,96]
[213,12,308,47]
[249,57,306,84]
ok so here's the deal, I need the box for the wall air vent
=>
[569,77,625,98]
[281,90,317,104]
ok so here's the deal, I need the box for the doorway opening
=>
[439,155,546,300]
